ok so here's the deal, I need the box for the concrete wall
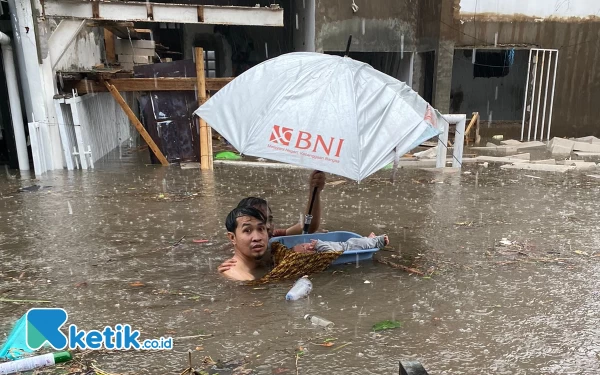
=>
[293,0,316,51]
[314,0,419,52]
[450,49,529,121]
[54,25,104,71]
[453,18,600,137]
[417,0,442,52]
[459,0,600,19]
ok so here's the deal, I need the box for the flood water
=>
[1,149,600,374]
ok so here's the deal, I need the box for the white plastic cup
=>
[304,314,334,328]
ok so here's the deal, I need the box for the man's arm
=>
[285,170,325,235]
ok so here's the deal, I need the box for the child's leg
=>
[345,235,386,250]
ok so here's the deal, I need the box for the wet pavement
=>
[1,148,600,374]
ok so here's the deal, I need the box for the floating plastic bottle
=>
[285,276,312,300]
[304,314,334,328]
[0,352,72,375]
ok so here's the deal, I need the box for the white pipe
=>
[527,51,539,141]
[0,32,29,171]
[444,114,466,169]
[436,120,449,168]
[521,49,532,141]
[539,51,553,142]
[547,51,559,141]
[533,51,546,141]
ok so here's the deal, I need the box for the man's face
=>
[228,215,268,260]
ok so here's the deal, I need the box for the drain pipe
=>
[0,32,29,171]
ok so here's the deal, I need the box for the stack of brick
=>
[115,39,155,71]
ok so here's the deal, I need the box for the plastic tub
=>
[269,231,380,265]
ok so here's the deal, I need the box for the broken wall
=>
[54,24,104,71]
[451,0,600,137]
[314,0,419,53]
[455,18,600,137]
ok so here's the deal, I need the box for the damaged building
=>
[0,0,598,174]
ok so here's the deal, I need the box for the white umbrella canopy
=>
[195,52,446,182]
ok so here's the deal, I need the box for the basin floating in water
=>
[269,231,380,265]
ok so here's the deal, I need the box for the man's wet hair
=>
[236,197,268,209]
[225,207,266,233]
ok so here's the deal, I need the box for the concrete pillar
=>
[412,52,423,94]
[8,0,64,171]
[431,0,457,114]
[433,40,454,113]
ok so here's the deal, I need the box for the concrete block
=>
[575,136,600,144]
[471,145,518,156]
[574,151,600,157]
[421,167,461,174]
[117,55,151,63]
[572,141,600,153]
[558,160,598,171]
[529,159,557,165]
[115,43,155,55]
[414,147,438,159]
[120,62,134,71]
[475,155,529,164]
[548,137,575,156]
[501,163,576,172]
[511,153,531,160]
[551,145,573,156]
[116,39,155,49]
[493,146,518,156]
[500,139,522,145]
[517,141,546,150]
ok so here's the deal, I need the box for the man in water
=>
[221,206,270,281]
[218,170,326,272]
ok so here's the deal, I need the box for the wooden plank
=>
[196,47,213,170]
[103,80,169,166]
[464,112,479,145]
[206,94,213,170]
[105,26,139,40]
[103,29,116,63]
[475,113,481,144]
[71,77,233,93]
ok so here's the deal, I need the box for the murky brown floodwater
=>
[1,147,599,375]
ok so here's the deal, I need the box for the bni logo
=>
[269,125,293,146]
[26,308,172,351]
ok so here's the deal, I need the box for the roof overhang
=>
[43,0,284,27]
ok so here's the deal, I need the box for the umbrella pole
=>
[345,35,353,57]
[302,186,319,234]
[391,146,400,184]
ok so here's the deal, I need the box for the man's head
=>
[225,207,268,261]
[236,197,274,237]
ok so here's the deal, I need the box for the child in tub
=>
[291,233,389,253]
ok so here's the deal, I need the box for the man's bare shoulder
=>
[222,268,249,281]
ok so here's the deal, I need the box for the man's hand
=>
[217,258,237,273]
[309,170,326,191]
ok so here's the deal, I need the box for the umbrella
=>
[194,51,447,231]
[195,52,445,181]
